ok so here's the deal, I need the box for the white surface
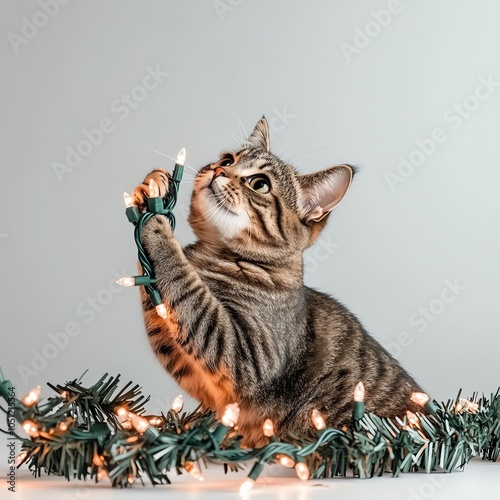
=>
[1,458,498,499]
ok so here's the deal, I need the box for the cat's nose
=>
[213,167,228,179]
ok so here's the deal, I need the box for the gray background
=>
[1,0,499,450]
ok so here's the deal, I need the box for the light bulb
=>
[311,409,326,430]
[171,395,184,413]
[406,411,419,427]
[116,406,129,418]
[148,417,162,426]
[116,277,135,287]
[184,461,203,481]
[58,421,68,432]
[295,462,309,481]
[16,451,27,466]
[130,413,150,433]
[221,403,240,427]
[354,381,365,402]
[262,418,274,437]
[123,192,134,208]
[127,475,135,484]
[22,420,39,438]
[239,478,255,496]
[60,391,69,399]
[410,392,430,406]
[122,420,132,429]
[149,179,160,198]
[176,147,186,165]
[22,386,41,406]
[278,455,295,468]
[93,454,104,466]
[97,468,108,482]
[156,303,168,319]
[456,398,479,414]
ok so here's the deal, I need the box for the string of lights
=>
[0,367,499,494]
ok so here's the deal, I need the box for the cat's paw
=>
[132,169,171,212]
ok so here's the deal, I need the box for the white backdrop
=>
[1,0,499,472]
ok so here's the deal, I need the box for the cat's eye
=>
[220,156,234,167]
[247,175,271,194]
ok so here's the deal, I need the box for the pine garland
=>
[0,367,498,491]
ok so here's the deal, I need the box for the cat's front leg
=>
[140,214,235,373]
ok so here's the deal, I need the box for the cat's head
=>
[189,117,354,262]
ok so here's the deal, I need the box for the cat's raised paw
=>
[132,169,172,212]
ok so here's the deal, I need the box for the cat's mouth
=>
[208,186,239,216]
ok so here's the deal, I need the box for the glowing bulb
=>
[221,403,240,427]
[406,411,419,427]
[22,386,41,406]
[176,147,186,165]
[311,409,326,430]
[149,179,160,198]
[148,417,162,426]
[116,406,129,418]
[184,461,203,481]
[262,418,274,437]
[123,192,134,208]
[456,398,479,414]
[60,391,69,399]
[122,420,132,429]
[239,478,255,496]
[93,454,104,466]
[130,413,150,433]
[16,451,27,466]
[58,421,68,432]
[127,475,135,484]
[22,420,39,438]
[116,277,135,287]
[278,455,295,468]
[354,381,365,402]
[156,303,168,319]
[171,395,184,413]
[97,468,108,482]
[410,392,430,406]
[295,462,310,481]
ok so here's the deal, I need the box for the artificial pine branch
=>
[0,367,498,490]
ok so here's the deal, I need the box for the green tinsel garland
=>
[0,367,498,490]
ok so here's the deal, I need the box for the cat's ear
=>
[247,116,270,151]
[297,165,354,223]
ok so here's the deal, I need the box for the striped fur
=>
[132,118,423,446]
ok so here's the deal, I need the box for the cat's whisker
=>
[285,145,341,161]
[134,161,198,182]
[278,125,316,158]
[274,119,294,155]
[226,106,248,142]
[221,124,244,146]
[145,148,199,174]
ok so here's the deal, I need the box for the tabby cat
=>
[132,117,423,445]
